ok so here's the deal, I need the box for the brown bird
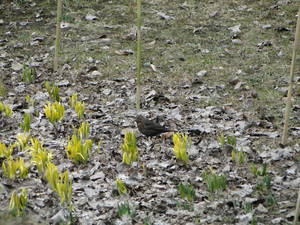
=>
[136,115,170,137]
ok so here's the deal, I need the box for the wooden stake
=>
[135,0,142,110]
[53,0,63,71]
[282,7,300,145]
[293,186,300,225]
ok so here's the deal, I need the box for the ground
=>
[0,0,300,224]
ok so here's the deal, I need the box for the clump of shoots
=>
[66,134,92,164]
[218,134,236,148]
[251,164,272,194]
[178,183,196,202]
[9,188,28,216]
[22,65,36,83]
[45,81,60,102]
[69,93,85,119]
[202,170,227,193]
[29,138,52,174]
[218,135,246,165]
[173,133,190,164]
[25,95,35,106]
[44,163,72,206]
[2,158,28,179]
[69,93,77,108]
[176,183,196,211]
[56,170,72,206]
[227,136,236,146]
[0,102,5,111]
[116,178,128,196]
[74,101,85,119]
[78,122,90,139]
[45,162,59,191]
[266,193,277,207]
[117,202,134,218]
[250,163,268,177]
[25,95,38,117]
[231,149,247,165]
[0,80,7,97]
[243,202,253,213]
[16,133,30,151]
[29,137,43,152]
[256,175,272,193]
[0,101,13,117]
[44,102,65,124]
[121,132,138,165]
[21,113,31,133]
[0,142,14,158]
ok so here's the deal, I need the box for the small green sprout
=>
[74,101,85,119]
[69,93,78,109]
[121,132,138,165]
[66,135,92,164]
[176,200,194,211]
[0,81,7,97]
[173,133,190,164]
[21,113,31,133]
[178,183,196,202]
[202,170,227,193]
[44,101,65,124]
[2,158,29,179]
[9,188,28,216]
[218,133,226,148]
[22,65,36,83]
[143,217,153,225]
[4,105,13,117]
[45,81,60,102]
[25,95,31,104]
[97,141,101,153]
[0,142,14,158]
[78,122,90,139]
[116,178,127,196]
[25,95,36,109]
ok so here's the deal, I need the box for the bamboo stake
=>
[53,0,63,71]
[282,7,300,145]
[293,186,300,225]
[135,0,142,110]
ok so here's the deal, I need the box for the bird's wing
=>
[143,119,156,127]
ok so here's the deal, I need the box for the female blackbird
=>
[136,115,170,136]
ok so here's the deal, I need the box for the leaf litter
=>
[0,0,300,224]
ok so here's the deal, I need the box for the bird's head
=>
[136,115,144,124]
